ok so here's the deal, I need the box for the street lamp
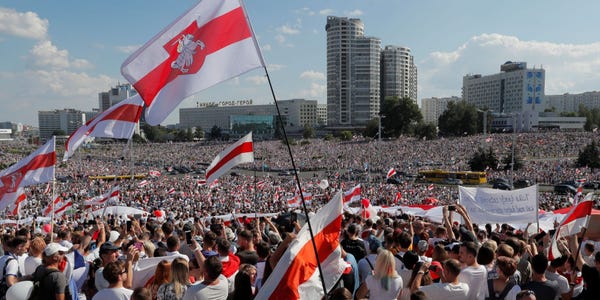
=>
[378,115,385,142]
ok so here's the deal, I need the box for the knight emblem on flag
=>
[171,32,205,73]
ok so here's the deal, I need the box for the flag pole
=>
[536,184,540,234]
[50,136,56,242]
[261,67,328,293]
[253,167,258,221]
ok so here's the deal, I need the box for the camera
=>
[448,205,456,211]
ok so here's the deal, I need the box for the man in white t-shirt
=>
[0,236,28,291]
[545,256,571,300]
[416,259,469,300]
[458,241,487,300]
[92,261,133,300]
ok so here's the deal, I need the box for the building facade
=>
[462,61,545,131]
[98,83,137,112]
[545,91,600,113]
[38,109,86,140]
[326,16,381,129]
[381,45,417,101]
[179,99,320,137]
[420,96,461,126]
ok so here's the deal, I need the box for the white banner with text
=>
[458,185,538,224]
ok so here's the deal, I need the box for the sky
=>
[1,0,600,126]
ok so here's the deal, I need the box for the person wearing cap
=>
[417,240,432,263]
[95,241,139,291]
[30,243,71,300]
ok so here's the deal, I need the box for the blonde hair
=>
[373,249,399,290]
[170,257,190,297]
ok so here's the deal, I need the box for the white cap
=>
[44,243,69,256]
[109,230,120,243]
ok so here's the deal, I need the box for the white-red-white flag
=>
[138,180,150,188]
[427,183,434,191]
[360,198,378,221]
[343,184,361,204]
[6,187,27,216]
[84,186,120,206]
[63,96,143,161]
[205,132,253,184]
[0,137,55,211]
[549,194,594,260]
[53,199,73,217]
[257,190,346,299]
[43,196,63,217]
[120,0,265,125]
[149,170,162,178]
[386,168,396,179]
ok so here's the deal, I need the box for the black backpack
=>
[0,257,17,300]
[29,268,71,300]
[486,278,516,300]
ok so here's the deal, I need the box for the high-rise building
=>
[381,45,417,101]
[546,91,600,113]
[98,83,137,112]
[462,61,545,131]
[421,96,461,126]
[326,16,381,128]
[38,109,86,140]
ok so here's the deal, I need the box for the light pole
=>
[510,113,517,186]
[378,115,385,142]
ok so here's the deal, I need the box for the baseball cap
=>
[44,243,69,256]
[368,236,382,253]
[429,261,443,280]
[109,230,120,243]
[99,242,120,254]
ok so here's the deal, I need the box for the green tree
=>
[273,116,285,140]
[141,124,161,142]
[438,101,479,137]
[468,147,499,171]
[577,141,600,170]
[132,133,146,144]
[413,122,437,140]
[193,127,205,140]
[363,118,379,138]
[502,148,524,171]
[380,97,423,137]
[302,124,315,139]
[339,131,353,141]
[209,125,222,140]
[51,129,66,136]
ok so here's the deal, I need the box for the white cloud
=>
[295,7,315,16]
[300,70,325,81]
[246,75,267,85]
[344,9,363,17]
[261,44,272,51]
[0,7,48,40]
[419,33,600,100]
[267,64,285,72]
[298,82,326,98]
[319,9,335,16]
[277,24,300,35]
[115,45,140,54]
[28,40,92,70]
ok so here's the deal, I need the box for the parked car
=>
[493,182,513,190]
[513,179,534,189]
[583,181,600,190]
[554,184,577,195]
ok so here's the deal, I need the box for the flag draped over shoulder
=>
[63,95,144,161]
[549,195,594,260]
[0,137,55,211]
[205,132,253,184]
[120,0,265,125]
[256,190,345,300]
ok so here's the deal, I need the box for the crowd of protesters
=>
[0,131,599,299]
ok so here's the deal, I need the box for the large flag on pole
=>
[6,187,26,216]
[205,132,253,184]
[120,0,265,125]
[548,194,594,260]
[343,184,361,204]
[84,186,120,207]
[256,190,346,300]
[0,137,56,211]
[63,95,144,161]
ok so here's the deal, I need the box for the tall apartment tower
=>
[326,16,381,128]
[463,61,545,131]
[38,109,86,140]
[421,96,461,126]
[98,83,137,112]
[381,46,418,101]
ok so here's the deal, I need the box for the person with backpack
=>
[30,243,71,300]
[485,256,521,300]
[0,236,28,299]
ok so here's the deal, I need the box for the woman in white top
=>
[355,249,404,300]
[23,237,46,276]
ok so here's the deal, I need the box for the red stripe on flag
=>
[205,141,253,180]
[134,7,252,105]
[560,200,593,224]
[268,215,342,299]
[84,104,142,135]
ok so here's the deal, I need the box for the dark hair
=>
[496,256,517,277]
[103,261,125,284]
[161,222,174,236]
[550,255,568,268]
[166,235,179,251]
[204,256,223,280]
[238,230,252,241]
[443,258,462,277]
[204,231,217,246]
[8,235,28,248]
[216,238,231,255]
[531,254,548,274]
[131,287,152,300]
[410,290,429,300]
[476,245,495,266]
[461,241,478,257]
[256,241,270,258]
[326,287,352,300]
[396,231,412,249]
